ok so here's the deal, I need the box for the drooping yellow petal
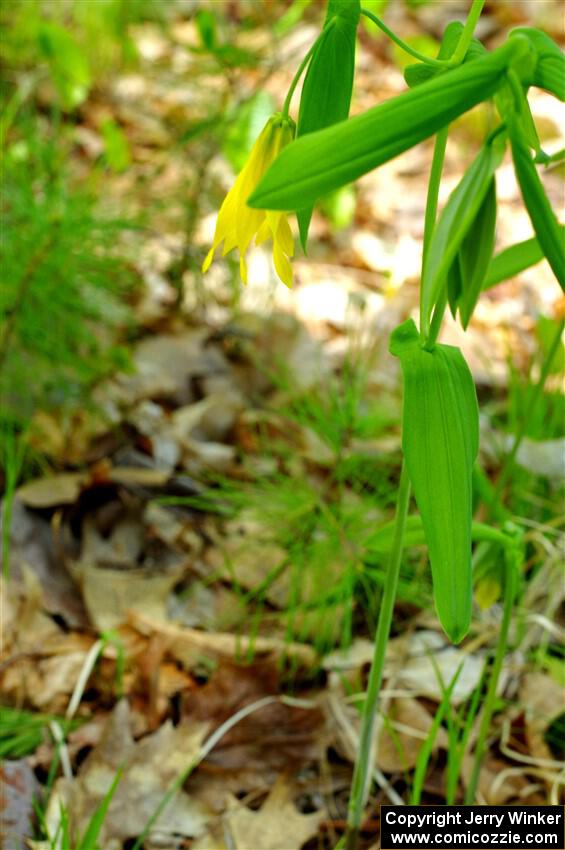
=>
[240,254,248,285]
[202,246,215,273]
[273,241,293,288]
[275,215,294,258]
[202,112,296,286]
[255,220,271,245]
[222,231,238,256]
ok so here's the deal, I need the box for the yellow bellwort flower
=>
[202,113,296,287]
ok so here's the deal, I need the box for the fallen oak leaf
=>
[211,776,324,850]
[60,700,211,847]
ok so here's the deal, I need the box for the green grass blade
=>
[77,767,122,850]
[410,662,463,804]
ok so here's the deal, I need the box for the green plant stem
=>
[420,126,449,341]
[449,0,486,66]
[493,318,564,503]
[282,24,332,118]
[425,288,448,350]
[360,8,446,67]
[464,546,517,803]
[0,235,54,376]
[1,430,25,581]
[345,461,411,850]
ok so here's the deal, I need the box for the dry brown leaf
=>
[0,570,60,654]
[183,661,324,789]
[389,631,484,705]
[520,672,565,764]
[55,700,211,847]
[206,513,289,609]
[0,760,39,850]
[5,499,88,627]
[109,465,172,488]
[376,697,448,773]
[16,473,85,508]
[129,610,317,669]
[68,506,189,630]
[460,755,534,805]
[222,776,324,850]
[1,634,92,712]
[72,560,186,631]
[110,328,214,406]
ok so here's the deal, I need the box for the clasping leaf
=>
[510,28,565,101]
[390,319,479,643]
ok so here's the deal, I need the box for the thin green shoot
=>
[360,8,447,67]
[410,659,463,804]
[1,428,26,580]
[345,461,411,849]
[445,669,485,803]
[76,768,122,850]
[464,541,520,802]
[494,319,565,504]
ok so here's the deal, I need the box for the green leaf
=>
[483,233,550,289]
[505,107,565,292]
[447,252,463,319]
[38,22,91,110]
[195,9,217,51]
[422,138,504,329]
[274,0,315,37]
[223,91,274,171]
[390,319,479,643]
[361,0,388,34]
[101,119,131,173]
[510,27,565,101]
[536,315,565,375]
[455,177,497,328]
[296,3,359,248]
[326,0,361,23]
[404,20,487,88]
[320,185,357,230]
[249,38,527,212]
[365,515,509,555]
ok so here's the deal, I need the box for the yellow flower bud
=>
[202,113,296,288]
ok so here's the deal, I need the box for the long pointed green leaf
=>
[458,178,497,327]
[390,319,479,643]
[250,38,530,212]
[506,110,565,291]
[482,231,565,289]
[484,236,542,288]
[296,2,359,248]
[511,141,565,291]
[422,140,504,329]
